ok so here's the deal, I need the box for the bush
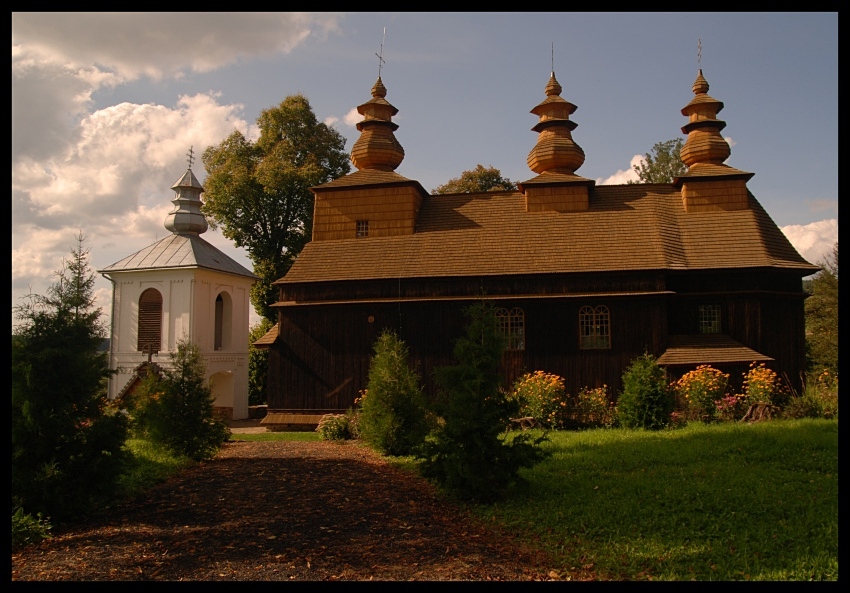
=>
[784,369,838,420]
[316,414,353,441]
[714,394,749,422]
[617,353,673,430]
[742,362,790,407]
[248,319,273,406]
[418,302,548,502]
[11,502,52,549]
[574,386,617,428]
[509,371,568,428]
[359,330,429,456]
[129,339,230,461]
[672,365,730,422]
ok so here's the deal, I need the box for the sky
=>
[11,12,838,331]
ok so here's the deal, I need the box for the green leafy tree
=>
[418,302,548,502]
[617,353,673,430]
[432,164,517,194]
[805,242,838,374]
[202,94,351,321]
[360,330,429,456]
[12,233,129,521]
[130,338,229,461]
[629,138,687,184]
[248,318,273,406]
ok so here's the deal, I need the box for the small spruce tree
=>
[360,329,429,456]
[418,302,548,502]
[617,353,673,430]
[131,338,229,461]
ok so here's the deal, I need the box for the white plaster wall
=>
[104,266,254,419]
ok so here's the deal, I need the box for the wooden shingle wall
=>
[524,184,589,212]
[682,179,749,212]
[312,184,424,241]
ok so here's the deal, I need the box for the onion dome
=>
[349,77,405,171]
[526,72,586,175]
[164,167,208,235]
[679,69,732,167]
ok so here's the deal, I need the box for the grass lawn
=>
[470,418,838,580]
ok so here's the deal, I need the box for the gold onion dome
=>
[527,72,585,175]
[350,77,405,171]
[679,69,732,168]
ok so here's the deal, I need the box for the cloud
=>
[780,219,838,269]
[343,107,362,127]
[11,13,342,80]
[724,136,736,147]
[597,155,641,185]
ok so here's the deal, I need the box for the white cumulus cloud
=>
[780,219,838,269]
[597,155,641,185]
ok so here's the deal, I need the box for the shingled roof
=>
[278,184,817,285]
[658,334,774,366]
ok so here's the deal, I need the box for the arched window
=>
[579,305,610,349]
[496,307,525,351]
[138,288,162,354]
[214,292,233,351]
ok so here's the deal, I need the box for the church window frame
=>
[356,220,369,238]
[579,305,610,350]
[496,307,525,351]
[698,304,722,334]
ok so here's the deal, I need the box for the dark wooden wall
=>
[267,269,809,412]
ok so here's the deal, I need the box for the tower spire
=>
[526,69,585,176]
[164,153,208,235]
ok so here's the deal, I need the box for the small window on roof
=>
[356,220,369,238]
[699,304,721,334]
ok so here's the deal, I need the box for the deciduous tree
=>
[629,138,687,184]
[202,94,350,321]
[432,164,517,194]
[805,242,838,374]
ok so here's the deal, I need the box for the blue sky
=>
[11,12,838,329]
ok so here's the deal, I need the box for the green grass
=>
[116,438,196,500]
[468,419,838,581]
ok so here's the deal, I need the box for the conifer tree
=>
[12,233,129,521]
[418,302,548,502]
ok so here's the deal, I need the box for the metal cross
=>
[186,145,195,169]
[551,42,555,74]
[698,38,702,67]
[376,27,386,77]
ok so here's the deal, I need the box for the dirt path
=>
[12,440,553,581]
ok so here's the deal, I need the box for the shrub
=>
[617,353,673,430]
[418,302,548,502]
[129,339,230,461]
[574,385,617,428]
[714,394,749,422]
[11,502,52,549]
[673,365,730,422]
[316,414,353,441]
[742,362,790,407]
[784,369,839,420]
[248,318,273,406]
[359,330,429,456]
[509,371,568,428]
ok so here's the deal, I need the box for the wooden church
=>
[255,69,818,428]
[100,161,257,420]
